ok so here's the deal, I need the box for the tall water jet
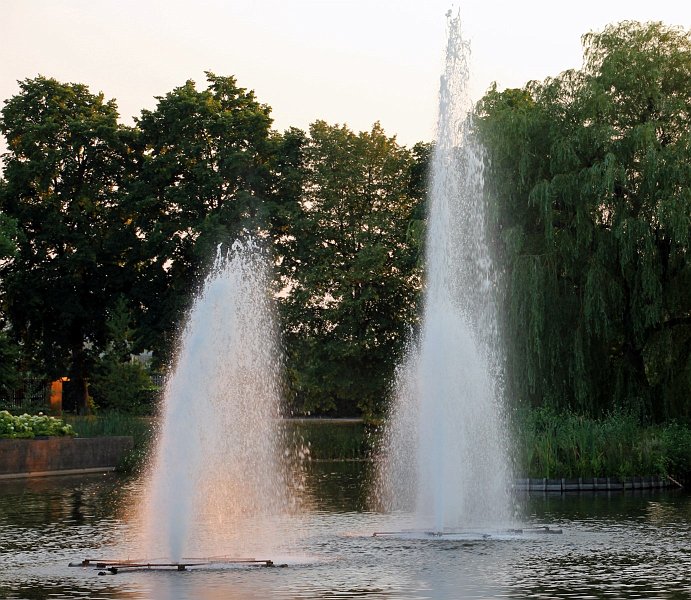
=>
[376,13,512,532]
[140,238,295,560]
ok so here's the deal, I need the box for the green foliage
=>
[478,22,691,421]
[0,211,20,392]
[130,73,275,362]
[89,297,156,414]
[1,22,687,426]
[658,422,691,483]
[0,211,18,259]
[277,122,425,417]
[90,360,154,414]
[64,412,154,473]
[0,76,137,413]
[289,420,369,460]
[515,407,691,480]
[0,331,20,394]
[0,410,75,438]
[64,412,152,442]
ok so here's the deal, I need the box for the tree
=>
[90,296,154,413]
[277,121,425,417]
[129,73,275,361]
[0,211,17,259]
[0,76,136,412]
[0,206,19,394]
[478,21,691,421]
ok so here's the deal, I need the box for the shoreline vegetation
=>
[0,22,688,490]
[25,411,686,485]
[0,410,75,438]
[513,408,691,484]
[0,22,688,426]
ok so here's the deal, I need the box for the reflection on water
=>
[1,463,690,599]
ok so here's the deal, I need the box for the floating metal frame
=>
[372,526,563,537]
[70,557,275,574]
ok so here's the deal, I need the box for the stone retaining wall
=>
[0,437,134,479]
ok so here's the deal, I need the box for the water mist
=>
[140,239,295,560]
[376,14,512,532]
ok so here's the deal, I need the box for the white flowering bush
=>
[0,411,76,438]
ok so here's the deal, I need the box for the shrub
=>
[659,422,691,483]
[90,360,156,414]
[0,410,76,438]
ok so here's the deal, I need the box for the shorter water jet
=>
[136,237,301,563]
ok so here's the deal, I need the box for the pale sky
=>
[1,0,689,148]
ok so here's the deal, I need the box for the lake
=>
[1,462,690,599]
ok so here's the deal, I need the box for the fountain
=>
[138,238,297,562]
[375,13,513,534]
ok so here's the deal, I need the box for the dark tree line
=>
[0,21,688,422]
[0,73,426,416]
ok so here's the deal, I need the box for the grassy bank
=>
[65,413,153,444]
[289,412,691,484]
[514,408,691,483]
[64,413,155,472]
[62,415,371,470]
[59,410,691,484]
[287,419,369,461]
[63,415,372,469]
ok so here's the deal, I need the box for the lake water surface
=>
[1,462,690,599]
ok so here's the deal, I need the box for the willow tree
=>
[478,21,691,421]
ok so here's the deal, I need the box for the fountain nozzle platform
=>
[69,557,276,574]
[372,526,563,539]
